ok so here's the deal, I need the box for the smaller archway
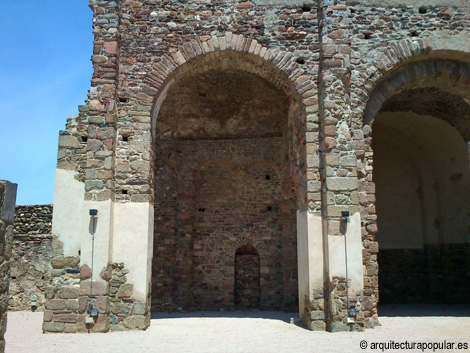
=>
[234,245,261,309]
[364,59,470,306]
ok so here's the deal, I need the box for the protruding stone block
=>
[42,322,64,333]
[43,310,53,322]
[123,315,147,330]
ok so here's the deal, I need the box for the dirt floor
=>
[5,305,470,353]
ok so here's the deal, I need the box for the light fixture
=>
[342,210,355,331]
[87,209,99,327]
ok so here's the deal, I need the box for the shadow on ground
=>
[379,304,470,317]
[152,304,470,324]
[151,310,297,323]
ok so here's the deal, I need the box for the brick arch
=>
[145,33,314,138]
[360,32,470,97]
[235,243,259,255]
[354,32,470,128]
[245,161,282,182]
[231,237,268,260]
[145,32,309,100]
[363,59,470,137]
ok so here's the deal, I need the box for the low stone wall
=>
[0,181,17,353]
[9,234,53,311]
[9,205,53,311]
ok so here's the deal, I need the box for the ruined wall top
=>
[88,0,467,7]
[350,0,468,7]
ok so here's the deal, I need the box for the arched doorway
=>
[150,50,303,312]
[234,245,260,309]
[366,60,470,306]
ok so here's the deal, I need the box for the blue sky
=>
[0,1,93,205]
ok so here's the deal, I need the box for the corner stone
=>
[43,322,65,333]
[123,315,147,330]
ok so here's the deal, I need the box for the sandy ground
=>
[5,305,470,353]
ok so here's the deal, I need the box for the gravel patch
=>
[5,305,470,353]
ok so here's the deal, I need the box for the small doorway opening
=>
[234,245,260,309]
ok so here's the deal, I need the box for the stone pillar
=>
[318,0,365,331]
[0,181,17,352]
[45,0,154,333]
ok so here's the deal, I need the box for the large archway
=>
[366,59,470,307]
[151,50,305,312]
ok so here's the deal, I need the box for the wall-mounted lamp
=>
[341,210,356,331]
[89,209,98,234]
[87,209,99,327]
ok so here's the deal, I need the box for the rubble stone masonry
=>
[10,205,53,311]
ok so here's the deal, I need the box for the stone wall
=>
[0,181,17,353]
[9,205,53,311]
[13,205,53,236]
[153,137,298,312]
